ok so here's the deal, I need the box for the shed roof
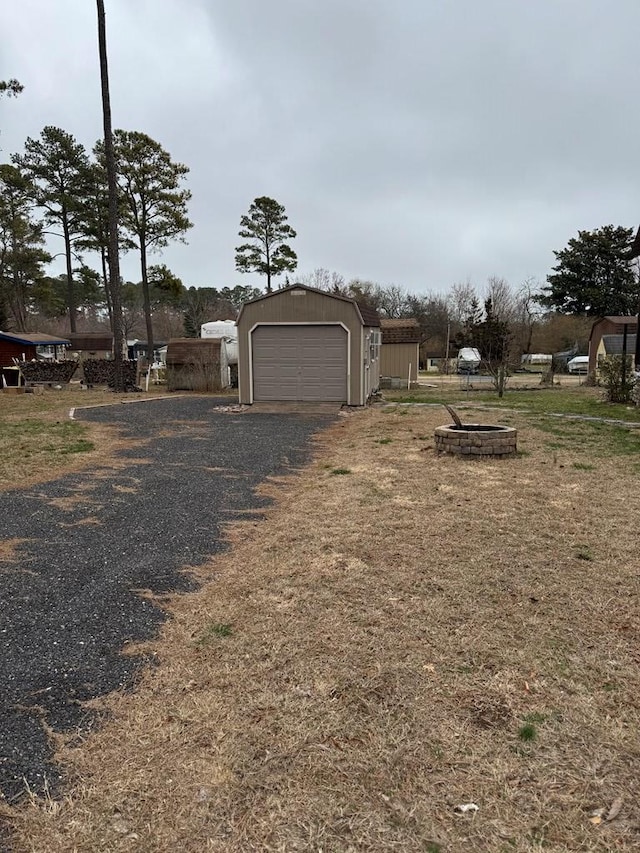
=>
[166,338,221,366]
[601,334,637,355]
[0,331,71,346]
[237,284,381,327]
[603,316,638,324]
[69,332,113,351]
[380,318,421,344]
[589,315,638,341]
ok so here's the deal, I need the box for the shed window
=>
[369,329,381,361]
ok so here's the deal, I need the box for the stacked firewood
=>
[83,359,138,389]
[18,361,79,384]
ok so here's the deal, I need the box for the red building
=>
[0,331,70,386]
[588,317,638,374]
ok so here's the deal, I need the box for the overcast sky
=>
[2,0,640,296]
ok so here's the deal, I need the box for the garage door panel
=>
[252,325,348,402]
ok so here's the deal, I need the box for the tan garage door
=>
[252,324,348,402]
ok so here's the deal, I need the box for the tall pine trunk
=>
[139,241,154,363]
[97,0,125,389]
[100,245,113,328]
[265,242,271,293]
[62,209,77,333]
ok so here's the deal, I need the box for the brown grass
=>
[0,538,29,563]
[3,405,640,852]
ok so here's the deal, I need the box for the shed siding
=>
[380,342,419,381]
[0,341,37,366]
[237,289,365,404]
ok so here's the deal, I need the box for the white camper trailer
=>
[201,320,237,340]
[200,320,238,386]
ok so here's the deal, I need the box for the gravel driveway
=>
[0,396,336,803]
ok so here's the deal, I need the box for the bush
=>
[599,355,635,403]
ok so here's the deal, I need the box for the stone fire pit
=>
[435,406,517,457]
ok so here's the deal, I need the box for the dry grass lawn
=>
[3,402,640,852]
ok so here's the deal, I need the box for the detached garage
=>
[237,284,381,405]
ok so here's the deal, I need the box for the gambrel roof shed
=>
[236,284,380,405]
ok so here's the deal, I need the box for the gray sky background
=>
[2,0,640,296]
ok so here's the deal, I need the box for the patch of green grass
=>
[0,419,94,464]
[518,723,537,742]
[574,545,593,561]
[386,386,640,422]
[375,438,393,444]
[572,461,595,470]
[535,417,640,457]
[61,439,95,454]
[330,468,352,475]
[195,622,233,645]
[523,712,547,725]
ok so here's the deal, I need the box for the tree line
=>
[2,111,636,365]
[0,125,193,357]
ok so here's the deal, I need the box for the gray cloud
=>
[2,0,640,294]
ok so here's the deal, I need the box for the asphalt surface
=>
[0,396,336,804]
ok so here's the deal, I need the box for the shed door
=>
[252,325,348,402]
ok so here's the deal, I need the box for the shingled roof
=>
[379,318,421,344]
[601,334,637,355]
[0,331,71,346]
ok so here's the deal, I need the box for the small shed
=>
[236,284,380,405]
[68,332,113,358]
[588,316,638,374]
[0,331,70,386]
[166,338,230,391]
[380,319,421,384]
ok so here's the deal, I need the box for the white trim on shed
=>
[247,322,351,404]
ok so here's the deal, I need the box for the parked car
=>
[567,356,589,374]
[457,347,481,374]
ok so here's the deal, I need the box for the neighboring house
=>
[1,331,70,387]
[236,284,380,405]
[597,334,637,368]
[422,350,446,373]
[68,333,114,359]
[0,331,70,364]
[380,319,421,383]
[127,340,167,363]
[588,316,638,374]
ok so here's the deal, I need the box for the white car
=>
[567,356,589,374]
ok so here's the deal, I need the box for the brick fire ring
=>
[435,423,518,457]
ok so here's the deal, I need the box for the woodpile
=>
[83,359,138,389]
[18,361,79,384]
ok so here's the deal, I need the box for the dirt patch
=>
[3,406,640,851]
[0,538,29,563]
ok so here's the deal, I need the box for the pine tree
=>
[235,197,297,292]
